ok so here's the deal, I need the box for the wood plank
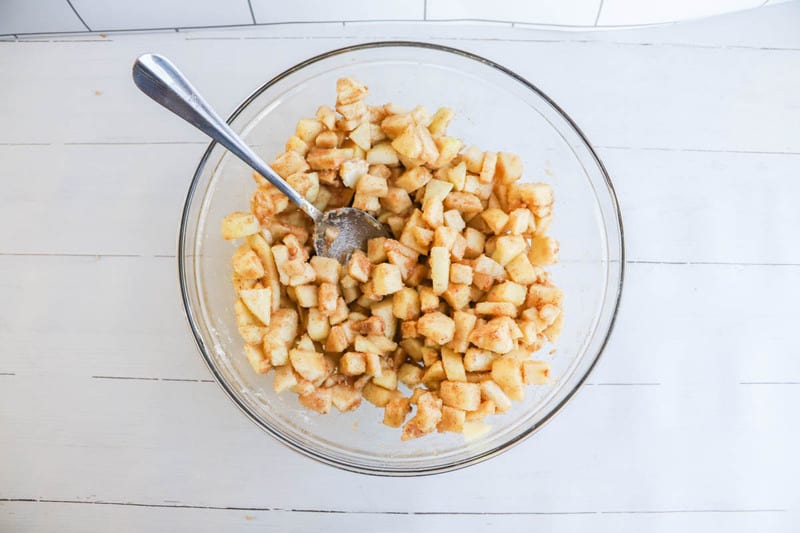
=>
[468,38,800,155]
[0,143,195,257]
[1,256,798,382]
[0,24,797,152]
[592,262,800,384]
[0,372,796,513]
[0,255,204,379]
[0,501,792,533]
[601,148,800,265]
[2,143,799,264]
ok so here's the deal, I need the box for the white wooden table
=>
[2,4,799,531]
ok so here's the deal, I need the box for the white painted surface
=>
[597,0,764,26]
[3,501,794,532]
[1,3,800,531]
[425,0,603,26]
[0,0,794,35]
[250,0,424,24]
[0,0,85,35]
[70,0,253,31]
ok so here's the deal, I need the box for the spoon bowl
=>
[314,208,389,262]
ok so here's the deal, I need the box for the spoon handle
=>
[132,53,322,222]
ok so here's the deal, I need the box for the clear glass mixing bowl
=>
[178,41,624,475]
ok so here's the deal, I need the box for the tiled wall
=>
[0,0,787,36]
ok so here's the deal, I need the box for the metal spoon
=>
[132,53,388,262]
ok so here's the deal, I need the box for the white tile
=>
[597,0,764,26]
[250,0,423,23]
[426,0,602,26]
[0,0,86,35]
[70,0,253,31]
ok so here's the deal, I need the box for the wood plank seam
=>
[0,373,665,388]
[599,145,800,155]
[739,382,800,385]
[91,375,215,383]
[5,140,800,156]
[0,499,788,515]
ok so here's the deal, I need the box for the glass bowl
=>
[179,41,624,475]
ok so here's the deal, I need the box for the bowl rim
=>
[178,40,625,476]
